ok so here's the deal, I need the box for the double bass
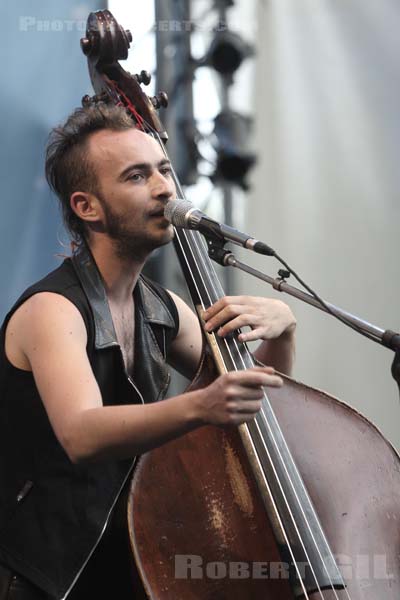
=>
[80,10,400,599]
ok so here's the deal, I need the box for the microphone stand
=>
[204,236,400,392]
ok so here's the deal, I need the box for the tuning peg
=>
[135,70,152,86]
[81,94,92,107]
[81,93,109,107]
[150,92,168,109]
[125,30,133,43]
[80,37,92,56]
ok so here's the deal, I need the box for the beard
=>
[99,196,172,262]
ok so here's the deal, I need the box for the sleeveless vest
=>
[0,245,178,599]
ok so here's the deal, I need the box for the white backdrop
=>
[241,0,400,449]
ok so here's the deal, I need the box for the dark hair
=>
[45,103,135,243]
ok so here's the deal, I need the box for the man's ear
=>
[70,191,103,224]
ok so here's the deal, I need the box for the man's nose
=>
[151,171,176,199]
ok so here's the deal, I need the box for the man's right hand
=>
[195,367,283,427]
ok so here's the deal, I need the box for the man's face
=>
[87,127,176,260]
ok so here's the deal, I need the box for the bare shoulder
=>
[166,289,202,336]
[166,290,203,379]
[5,292,87,371]
[5,292,103,462]
[166,290,197,322]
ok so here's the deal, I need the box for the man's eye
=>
[128,173,143,182]
[160,167,172,176]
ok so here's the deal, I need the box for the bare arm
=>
[252,327,296,374]
[9,293,282,464]
[166,290,203,379]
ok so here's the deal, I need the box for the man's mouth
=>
[149,208,168,218]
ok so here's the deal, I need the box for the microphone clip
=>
[204,233,234,266]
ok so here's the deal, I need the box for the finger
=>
[238,327,269,342]
[227,400,262,414]
[216,314,259,337]
[249,373,283,388]
[225,386,265,400]
[203,296,251,322]
[227,411,261,426]
[227,367,280,386]
[225,366,273,381]
[261,375,283,388]
[203,297,236,321]
[204,304,248,332]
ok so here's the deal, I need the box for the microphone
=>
[164,199,275,256]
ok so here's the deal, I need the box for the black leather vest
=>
[0,245,178,599]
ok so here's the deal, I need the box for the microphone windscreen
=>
[164,199,194,227]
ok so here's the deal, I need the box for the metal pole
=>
[216,0,236,294]
[153,0,197,292]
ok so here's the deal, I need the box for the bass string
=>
[148,125,346,599]
[171,186,351,600]
[162,133,348,599]
[172,225,323,599]
[173,226,322,598]
[180,228,330,600]
[152,127,331,598]
[180,225,347,600]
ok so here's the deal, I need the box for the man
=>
[0,104,296,599]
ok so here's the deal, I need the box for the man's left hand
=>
[203,296,296,343]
